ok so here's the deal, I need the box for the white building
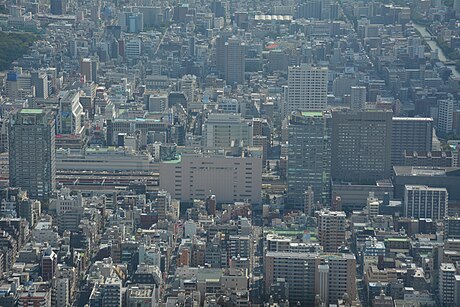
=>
[438,99,454,135]
[180,74,197,105]
[202,113,253,148]
[33,220,59,246]
[159,151,262,204]
[51,188,82,216]
[287,64,328,112]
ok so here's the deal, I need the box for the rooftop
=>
[19,109,43,114]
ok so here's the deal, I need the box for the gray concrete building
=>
[287,111,331,209]
[9,109,56,200]
[392,117,433,166]
[331,110,393,184]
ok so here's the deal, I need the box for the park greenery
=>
[0,31,38,71]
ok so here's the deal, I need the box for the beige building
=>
[317,210,346,252]
[159,152,262,204]
[264,251,356,306]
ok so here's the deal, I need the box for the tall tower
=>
[438,99,454,136]
[287,64,328,113]
[9,109,56,200]
[287,111,331,210]
[224,37,245,85]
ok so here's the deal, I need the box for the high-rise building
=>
[391,117,433,166]
[80,58,97,83]
[454,0,460,16]
[53,277,70,307]
[287,64,328,113]
[179,74,197,106]
[438,99,454,136]
[287,111,331,209]
[9,109,56,200]
[31,71,49,99]
[317,210,346,252]
[404,185,448,220]
[224,37,245,85]
[215,31,232,78]
[58,90,83,135]
[202,113,253,149]
[264,251,356,305]
[440,263,456,306]
[119,10,144,33]
[151,190,171,220]
[445,216,460,239]
[331,110,393,184]
[50,0,66,15]
[350,86,366,111]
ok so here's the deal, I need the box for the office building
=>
[58,90,84,135]
[403,151,453,167]
[438,99,454,136]
[106,117,169,146]
[89,277,122,307]
[404,185,448,220]
[9,109,56,200]
[119,10,144,33]
[224,37,245,85]
[151,190,170,220]
[215,31,232,78]
[31,71,49,99]
[202,113,253,149]
[317,210,346,252]
[331,110,393,184]
[5,70,32,100]
[50,0,66,15]
[287,64,328,112]
[126,285,158,307]
[393,166,460,201]
[455,0,460,15]
[391,117,433,166]
[287,111,331,209]
[445,216,460,239]
[80,58,97,83]
[264,252,356,305]
[125,38,142,61]
[350,86,366,111]
[159,151,262,204]
[179,74,197,106]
